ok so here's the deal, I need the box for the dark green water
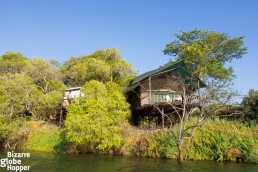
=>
[0,151,257,172]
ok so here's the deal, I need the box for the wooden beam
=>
[161,106,165,130]
[149,76,152,104]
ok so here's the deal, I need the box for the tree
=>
[163,29,247,81]
[37,90,63,121]
[159,29,246,161]
[0,53,65,122]
[152,72,236,162]
[62,48,136,87]
[22,58,65,120]
[64,80,130,151]
[89,48,136,85]
[64,58,111,86]
[242,89,258,121]
[0,52,28,74]
[0,73,43,119]
[24,58,65,94]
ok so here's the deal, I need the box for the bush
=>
[123,119,258,164]
[184,119,258,163]
[64,81,131,153]
[121,129,177,158]
[0,116,26,150]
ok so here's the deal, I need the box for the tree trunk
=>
[9,104,14,119]
[110,69,113,82]
[178,140,184,162]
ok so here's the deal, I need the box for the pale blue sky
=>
[1,0,257,97]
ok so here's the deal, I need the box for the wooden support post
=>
[59,109,63,127]
[149,76,152,104]
[59,91,65,128]
[148,116,150,129]
[161,106,165,130]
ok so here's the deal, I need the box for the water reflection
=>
[0,151,257,172]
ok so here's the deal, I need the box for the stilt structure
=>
[126,60,206,128]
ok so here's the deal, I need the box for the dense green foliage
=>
[0,52,27,74]
[25,58,65,94]
[184,119,258,163]
[3,118,256,164]
[37,91,63,119]
[0,49,134,148]
[242,89,258,121]
[0,116,25,148]
[124,119,257,164]
[24,121,62,152]
[0,73,42,119]
[64,80,131,152]
[0,54,64,122]
[62,48,136,87]
[163,29,247,81]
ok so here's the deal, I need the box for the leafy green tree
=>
[64,80,130,151]
[24,58,65,94]
[87,48,136,85]
[163,29,247,81]
[0,52,28,74]
[0,73,43,119]
[0,115,25,147]
[161,29,247,161]
[37,91,63,121]
[64,58,111,86]
[62,48,136,87]
[23,58,65,120]
[242,89,258,120]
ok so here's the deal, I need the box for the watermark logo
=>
[0,151,30,172]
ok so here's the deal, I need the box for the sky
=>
[1,0,258,97]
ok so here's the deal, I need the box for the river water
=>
[0,151,257,172]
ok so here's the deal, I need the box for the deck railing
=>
[149,92,182,104]
[148,91,199,105]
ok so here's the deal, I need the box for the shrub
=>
[123,119,257,164]
[0,116,26,150]
[184,119,258,163]
[64,81,131,153]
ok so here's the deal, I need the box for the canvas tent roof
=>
[64,87,82,91]
[127,60,206,91]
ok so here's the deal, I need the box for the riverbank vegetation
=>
[0,30,257,164]
[1,119,257,163]
[122,119,257,163]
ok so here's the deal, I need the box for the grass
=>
[122,119,258,164]
[184,119,258,163]
[6,119,257,164]
[24,121,62,152]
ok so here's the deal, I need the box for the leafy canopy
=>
[0,73,43,119]
[0,52,27,74]
[0,52,65,121]
[24,58,65,94]
[163,29,247,81]
[62,48,136,87]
